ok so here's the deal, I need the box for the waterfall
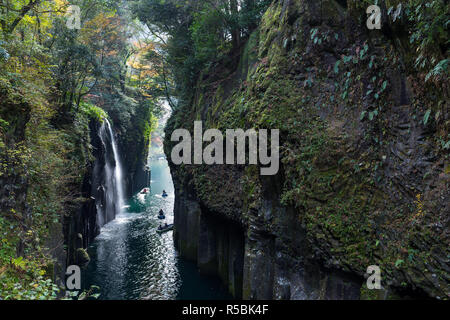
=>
[105,119,125,213]
[94,119,125,228]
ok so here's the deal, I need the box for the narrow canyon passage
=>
[1,0,447,303]
[81,148,231,300]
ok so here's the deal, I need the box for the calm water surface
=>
[82,157,231,300]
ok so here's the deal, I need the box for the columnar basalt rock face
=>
[0,80,31,250]
[0,83,40,287]
[166,0,449,300]
[65,120,104,266]
[67,119,131,266]
[172,175,246,298]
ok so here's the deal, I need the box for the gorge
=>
[0,0,448,301]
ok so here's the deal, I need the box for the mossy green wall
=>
[166,0,449,299]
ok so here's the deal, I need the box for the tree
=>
[0,0,66,37]
[131,0,271,107]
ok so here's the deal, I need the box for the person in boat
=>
[162,190,168,197]
[159,209,164,216]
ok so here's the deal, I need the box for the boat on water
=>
[140,188,149,195]
[162,190,168,198]
[157,224,174,234]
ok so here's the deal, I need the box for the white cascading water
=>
[96,119,125,228]
[105,119,125,213]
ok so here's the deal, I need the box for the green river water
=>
[82,156,232,300]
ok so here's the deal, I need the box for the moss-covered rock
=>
[166,0,449,299]
[76,248,90,267]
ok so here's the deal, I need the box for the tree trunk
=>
[7,0,41,35]
[230,0,240,50]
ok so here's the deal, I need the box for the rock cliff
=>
[165,0,449,299]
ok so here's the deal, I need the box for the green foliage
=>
[0,217,60,300]
[0,0,158,301]
[407,0,449,78]
[191,8,230,64]
[395,259,405,268]
[0,40,9,61]
[423,109,432,125]
[80,102,108,122]
[425,58,449,82]
[132,0,271,105]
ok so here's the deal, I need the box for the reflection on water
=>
[82,158,232,300]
